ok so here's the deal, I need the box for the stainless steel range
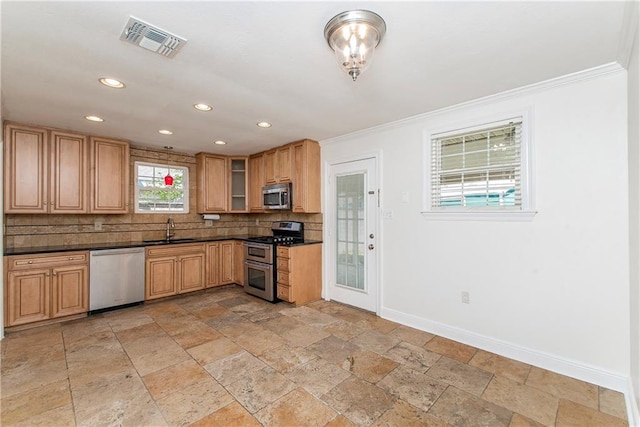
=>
[244,221,304,302]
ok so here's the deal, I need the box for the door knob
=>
[368,244,375,250]
[369,234,374,239]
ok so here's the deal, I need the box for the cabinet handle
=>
[46,272,50,277]
[52,272,57,276]
[68,257,74,260]
[27,260,33,264]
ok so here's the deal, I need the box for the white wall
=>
[322,67,630,389]
[627,1,640,421]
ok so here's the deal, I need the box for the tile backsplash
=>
[4,145,323,249]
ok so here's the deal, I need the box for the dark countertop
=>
[4,236,323,256]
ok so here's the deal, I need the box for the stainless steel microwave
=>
[262,183,291,210]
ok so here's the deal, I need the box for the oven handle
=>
[244,241,272,249]
[245,260,272,269]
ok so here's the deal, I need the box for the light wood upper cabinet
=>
[51,131,88,213]
[4,123,49,213]
[90,137,130,214]
[5,251,89,327]
[229,157,249,212]
[292,139,321,213]
[196,153,227,213]
[249,154,265,212]
[265,145,292,184]
[4,124,90,214]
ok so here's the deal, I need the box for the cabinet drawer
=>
[276,257,289,272]
[278,271,290,285]
[276,246,290,258]
[146,243,206,258]
[8,252,88,270]
[277,284,291,302]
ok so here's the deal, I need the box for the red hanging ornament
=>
[163,146,174,186]
[164,174,174,186]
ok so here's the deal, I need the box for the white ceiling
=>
[1,1,628,155]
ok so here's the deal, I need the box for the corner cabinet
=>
[4,123,89,214]
[89,137,130,213]
[292,139,321,213]
[145,243,206,300]
[5,251,89,327]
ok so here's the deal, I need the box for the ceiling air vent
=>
[120,16,187,58]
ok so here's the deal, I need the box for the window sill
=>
[421,210,537,222]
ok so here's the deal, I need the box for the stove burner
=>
[246,221,304,245]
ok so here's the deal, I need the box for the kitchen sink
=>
[143,238,197,244]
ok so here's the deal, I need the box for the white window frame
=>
[134,161,190,214]
[422,108,536,221]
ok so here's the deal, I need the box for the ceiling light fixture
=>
[99,77,125,88]
[194,103,213,111]
[214,140,227,145]
[158,129,173,135]
[85,115,104,122]
[324,10,386,81]
[256,122,272,128]
[163,146,174,186]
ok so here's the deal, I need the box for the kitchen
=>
[1,1,639,426]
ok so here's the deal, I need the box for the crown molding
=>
[617,1,639,68]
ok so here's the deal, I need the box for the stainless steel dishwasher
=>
[89,247,145,312]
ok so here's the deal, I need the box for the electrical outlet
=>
[205,220,213,227]
[461,291,470,304]
[94,221,102,231]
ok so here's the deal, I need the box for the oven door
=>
[245,242,273,263]
[244,260,275,302]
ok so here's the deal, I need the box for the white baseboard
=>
[380,306,634,413]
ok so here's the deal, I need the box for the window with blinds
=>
[430,119,522,209]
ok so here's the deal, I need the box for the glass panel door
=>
[336,174,365,291]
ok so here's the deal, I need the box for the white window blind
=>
[431,119,522,209]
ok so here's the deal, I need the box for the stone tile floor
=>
[0,286,629,426]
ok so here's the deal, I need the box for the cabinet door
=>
[51,264,88,318]
[4,123,48,213]
[196,153,227,213]
[249,154,265,212]
[292,140,321,213]
[233,241,245,286]
[206,242,220,288]
[145,257,177,300]
[277,145,292,183]
[177,253,205,293]
[229,157,248,212]
[264,150,277,185]
[50,131,88,213]
[90,137,130,213]
[220,241,234,284]
[6,269,50,326]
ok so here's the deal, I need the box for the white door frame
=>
[323,151,382,315]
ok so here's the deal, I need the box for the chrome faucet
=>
[166,217,175,241]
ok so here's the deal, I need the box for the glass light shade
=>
[164,174,174,186]
[325,10,386,81]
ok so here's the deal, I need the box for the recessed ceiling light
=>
[194,103,213,111]
[257,121,272,128]
[85,115,104,122]
[214,140,227,145]
[159,129,173,135]
[99,77,125,88]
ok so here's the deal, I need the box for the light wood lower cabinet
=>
[145,243,206,300]
[206,240,244,288]
[4,251,89,327]
[276,244,322,305]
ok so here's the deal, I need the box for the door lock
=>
[368,244,375,250]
